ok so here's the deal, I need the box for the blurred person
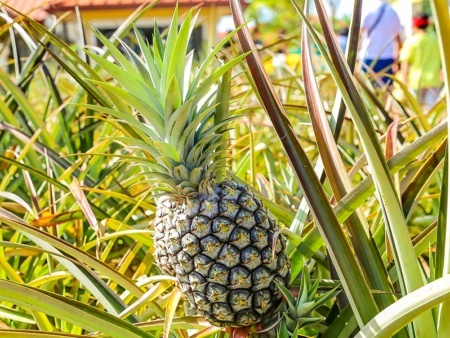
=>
[359,0,403,86]
[337,27,349,53]
[399,13,442,109]
[272,29,288,70]
[252,27,263,48]
[216,15,235,48]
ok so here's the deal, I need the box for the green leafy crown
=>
[84,7,247,195]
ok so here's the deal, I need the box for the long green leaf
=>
[166,9,194,99]
[85,50,163,114]
[295,1,436,333]
[435,147,448,281]
[230,0,379,327]
[89,80,165,138]
[355,274,450,338]
[0,69,55,149]
[430,0,450,335]
[335,120,447,224]
[402,140,446,221]
[0,331,85,338]
[0,280,154,338]
[77,104,159,140]
[215,70,232,182]
[301,19,394,311]
[0,209,144,299]
[163,288,182,338]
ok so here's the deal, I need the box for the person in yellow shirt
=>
[400,13,442,109]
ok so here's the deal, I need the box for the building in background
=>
[2,0,248,51]
[2,0,49,21]
[2,0,449,54]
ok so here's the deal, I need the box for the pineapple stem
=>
[215,69,232,182]
[225,327,251,337]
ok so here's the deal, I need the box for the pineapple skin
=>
[154,179,291,327]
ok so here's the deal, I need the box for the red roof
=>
[47,0,238,11]
[1,0,51,21]
[2,0,246,21]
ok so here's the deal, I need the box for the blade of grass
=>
[4,233,137,323]
[435,147,448,281]
[0,331,85,338]
[69,178,105,259]
[136,316,210,331]
[117,281,172,320]
[402,140,446,221]
[0,9,36,49]
[0,253,54,331]
[0,280,154,338]
[0,307,34,325]
[0,208,144,299]
[335,120,447,224]
[289,0,364,250]
[288,0,362,250]
[163,288,182,338]
[0,69,55,148]
[355,274,450,338]
[0,192,37,219]
[215,69,232,182]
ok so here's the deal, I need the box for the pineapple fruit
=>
[87,9,290,328]
[154,180,290,327]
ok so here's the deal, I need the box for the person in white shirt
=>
[359,0,403,86]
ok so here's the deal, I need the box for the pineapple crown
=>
[277,266,340,335]
[84,7,248,195]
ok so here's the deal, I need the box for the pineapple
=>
[87,8,290,328]
[154,179,290,327]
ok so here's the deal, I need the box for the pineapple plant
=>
[85,9,291,328]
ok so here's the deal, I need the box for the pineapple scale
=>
[154,179,291,328]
